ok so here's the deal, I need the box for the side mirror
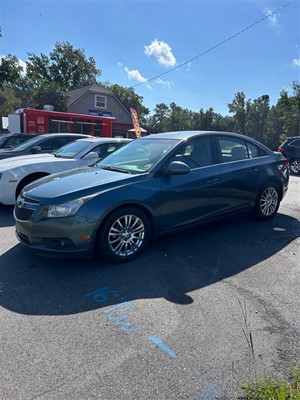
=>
[168,161,190,175]
[30,146,42,154]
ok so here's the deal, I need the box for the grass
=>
[237,299,300,399]
[242,364,300,399]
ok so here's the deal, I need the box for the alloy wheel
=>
[259,186,279,217]
[108,214,146,257]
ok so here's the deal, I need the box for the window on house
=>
[95,95,107,109]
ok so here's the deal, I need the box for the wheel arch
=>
[256,178,283,201]
[16,172,50,199]
[93,203,155,251]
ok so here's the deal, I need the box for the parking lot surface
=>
[0,176,299,399]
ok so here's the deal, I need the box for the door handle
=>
[249,168,258,174]
[206,177,219,184]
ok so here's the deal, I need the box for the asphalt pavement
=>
[0,176,299,400]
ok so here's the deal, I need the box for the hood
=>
[0,153,55,169]
[23,167,140,204]
[0,149,30,159]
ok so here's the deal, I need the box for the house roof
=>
[67,83,112,107]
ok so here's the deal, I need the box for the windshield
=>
[53,139,92,159]
[11,135,43,151]
[96,138,179,174]
[0,136,8,146]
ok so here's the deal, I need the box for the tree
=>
[0,55,23,88]
[277,81,300,137]
[246,95,270,143]
[25,42,101,91]
[0,85,22,131]
[168,102,193,131]
[265,105,284,149]
[148,103,170,131]
[228,92,248,134]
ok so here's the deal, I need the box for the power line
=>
[132,0,296,88]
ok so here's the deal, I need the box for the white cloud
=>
[292,58,300,67]
[265,8,279,26]
[124,66,147,83]
[145,39,176,67]
[123,66,152,89]
[155,78,174,89]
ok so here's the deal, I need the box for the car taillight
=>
[284,158,289,168]
[278,147,285,153]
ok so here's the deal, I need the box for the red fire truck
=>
[8,108,114,137]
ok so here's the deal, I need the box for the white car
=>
[0,137,131,205]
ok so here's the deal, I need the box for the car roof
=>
[142,130,255,141]
[71,137,132,143]
[0,132,36,137]
[35,133,93,138]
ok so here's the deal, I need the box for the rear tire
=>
[290,158,300,175]
[254,183,280,221]
[97,207,151,263]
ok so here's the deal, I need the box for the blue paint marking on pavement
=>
[194,371,228,400]
[103,302,146,332]
[84,286,146,332]
[148,335,177,358]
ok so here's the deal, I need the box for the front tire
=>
[254,184,280,221]
[97,207,151,263]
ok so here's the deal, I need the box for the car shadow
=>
[0,212,299,315]
[0,205,15,227]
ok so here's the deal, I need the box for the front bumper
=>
[14,199,98,258]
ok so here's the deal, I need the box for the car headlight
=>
[41,198,85,218]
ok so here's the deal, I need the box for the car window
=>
[6,137,30,148]
[91,142,127,159]
[290,139,300,147]
[11,135,43,151]
[0,136,7,146]
[38,138,57,151]
[97,138,178,174]
[246,142,259,158]
[54,139,91,158]
[38,136,77,151]
[217,138,249,163]
[170,137,214,168]
[51,137,73,149]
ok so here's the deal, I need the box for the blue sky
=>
[1,0,299,116]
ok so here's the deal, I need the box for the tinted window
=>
[170,137,214,168]
[12,136,43,151]
[91,143,126,159]
[54,140,92,158]
[217,138,248,163]
[246,142,259,158]
[290,139,300,147]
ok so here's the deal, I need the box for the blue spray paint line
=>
[148,335,177,359]
[194,371,228,400]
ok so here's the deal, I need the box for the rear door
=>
[215,136,263,213]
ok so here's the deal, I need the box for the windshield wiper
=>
[100,165,131,174]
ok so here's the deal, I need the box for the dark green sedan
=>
[14,130,289,263]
